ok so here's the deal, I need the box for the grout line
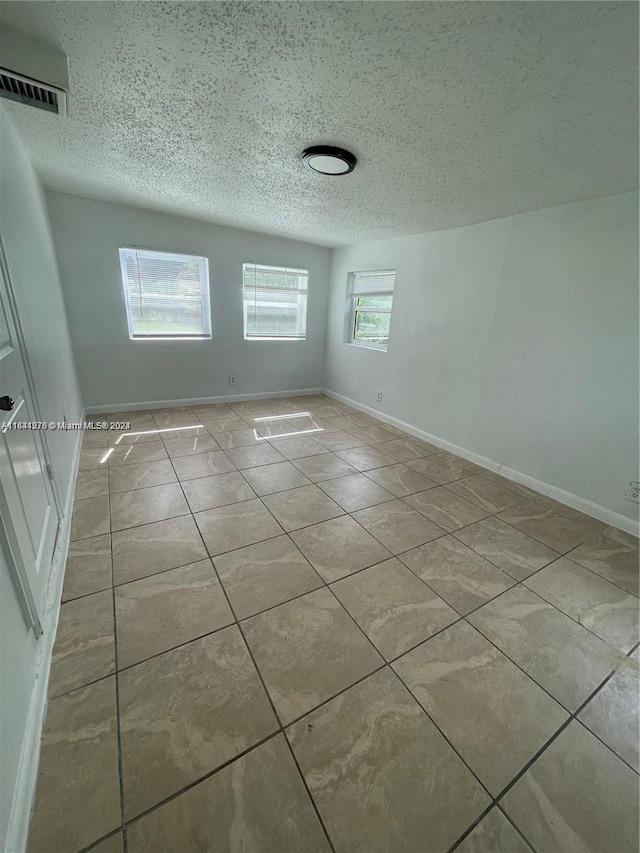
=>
[109,526,128,853]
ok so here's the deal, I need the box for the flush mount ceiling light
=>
[302,145,357,176]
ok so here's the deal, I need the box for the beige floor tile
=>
[75,467,109,499]
[373,437,439,462]
[110,483,189,531]
[394,621,567,794]
[108,441,168,467]
[603,526,639,550]
[254,418,301,438]
[502,721,639,853]
[91,832,124,853]
[112,514,207,585]
[108,459,177,493]
[352,499,445,554]
[335,445,396,471]
[262,485,344,532]
[328,413,378,430]
[578,657,639,771]
[314,430,366,451]
[240,460,312,495]
[568,535,639,596]
[287,668,489,853]
[242,588,382,725]
[468,585,623,711]
[291,452,357,482]
[70,495,111,541]
[201,414,252,433]
[108,411,157,429]
[162,432,220,457]
[347,425,401,444]
[48,589,115,698]
[404,486,490,531]
[172,449,237,480]
[454,517,559,580]
[152,408,199,429]
[498,500,595,553]
[126,735,330,853]
[195,498,283,556]
[331,558,457,660]
[115,561,234,668]
[316,473,395,512]
[405,452,480,484]
[29,678,120,853]
[214,428,263,449]
[191,403,232,417]
[225,443,287,469]
[269,435,328,460]
[364,463,438,497]
[229,401,276,418]
[108,429,161,446]
[446,474,523,513]
[531,495,607,540]
[290,515,392,583]
[78,447,108,470]
[399,535,514,615]
[181,471,255,512]
[82,431,110,449]
[157,424,211,441]
[62,533,112,602]
[525,557,640,652]
[456,808,531,853]
[120,626,277,819]
[214,535,323,619]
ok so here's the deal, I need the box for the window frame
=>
[348,269,396,352]
[242,262,309,342]
[118,247,212,342]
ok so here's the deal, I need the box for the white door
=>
[0,259,59,635]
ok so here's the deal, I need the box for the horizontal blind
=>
[243,263,308,339]
[119,248,211,338]
[352,270,396,297]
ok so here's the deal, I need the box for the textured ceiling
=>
[0,1,637,247]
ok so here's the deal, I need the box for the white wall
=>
[46,192,331,409]
[0,108,82,851]
[325,192,639,525]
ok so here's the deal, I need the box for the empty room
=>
[0,1,638,852]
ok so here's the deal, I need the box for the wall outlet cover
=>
[625,481,639,503]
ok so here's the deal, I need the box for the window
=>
[118,248,211,339]
[243,263,308,340]
[349,269,396,350]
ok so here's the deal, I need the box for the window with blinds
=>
[243,263,308,340]
[349,270,396,350]
[118,248,211,339]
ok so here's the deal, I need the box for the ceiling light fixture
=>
[302,145,357,176]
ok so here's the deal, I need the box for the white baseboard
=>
[4,421,84,853]
[85,387,324,415]
[324,389,640,537]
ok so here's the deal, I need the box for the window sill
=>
[348,341,388,352]
[244,337,306,342]
[130,336,212,342]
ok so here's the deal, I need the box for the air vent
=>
[0,68,66,116]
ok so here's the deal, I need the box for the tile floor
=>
[29,394,639,853]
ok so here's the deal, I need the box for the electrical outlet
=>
[625,481,640,503]
[229,376,236,386]
[376,391,383,402]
